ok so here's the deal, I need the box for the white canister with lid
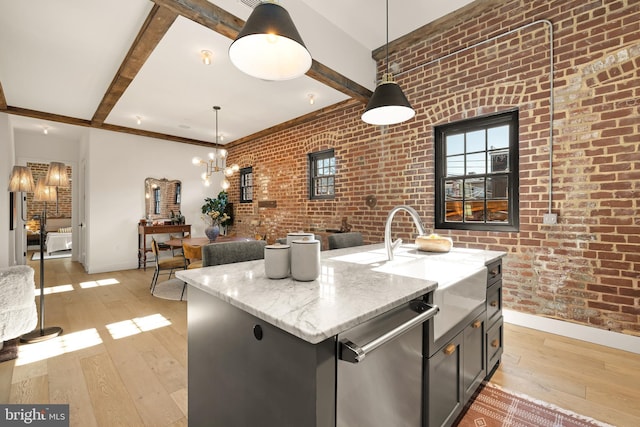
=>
[264,243,290,279]
[290,238,321,282]
[286,232,315,264]
[286,232,314,246]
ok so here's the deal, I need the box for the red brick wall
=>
[227,0,640,336]
[26,162,72,222]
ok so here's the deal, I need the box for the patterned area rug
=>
[456,383,613,427]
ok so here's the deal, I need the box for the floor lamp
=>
[19,178,63,343]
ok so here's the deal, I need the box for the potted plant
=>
[201,191,231,241]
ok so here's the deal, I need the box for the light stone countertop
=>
[176,243,505,344]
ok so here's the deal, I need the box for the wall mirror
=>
[144,178,182,220]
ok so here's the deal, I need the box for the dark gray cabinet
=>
[188,286,336,427]
[426,312,486,427]
[425,333,463,427]
[425,259,503,427]
[485,259,503,377]
[462,316,485,401]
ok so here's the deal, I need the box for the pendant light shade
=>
[229,2,311,81]
[362,74,416,125]
[7,166,35,192]
[362,0,415,126]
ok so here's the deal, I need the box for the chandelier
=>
[192,106,239,189]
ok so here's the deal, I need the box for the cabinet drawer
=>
[486,260,502,286]
[463,315,486,402]
[426,334,463,427]
[486,318,503,377]
[486,281,502,327]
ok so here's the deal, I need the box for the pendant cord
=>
[214,107,219,145]
[385,0,389,77]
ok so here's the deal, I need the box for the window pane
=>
[466,152,486,175]
[465,178,485,200]
[446,134,464,155]
[489,151,509,172]
[445,201,463,222]
[466,130,485,152]
[487,200,509,222]
[487,176,508,198]
[488,125,509,150]
[446,155,465,176]
[445,179,463,199]
[464,201,485,222]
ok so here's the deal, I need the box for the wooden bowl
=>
[415,235,452,252]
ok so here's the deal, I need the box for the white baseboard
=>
[503,309,640,355]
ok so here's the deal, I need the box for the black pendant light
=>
[229,1,312,81]
[362,0,415,125]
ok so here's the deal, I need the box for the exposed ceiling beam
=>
[372,0,500,61]
[91,4,179,126]
[6,106,221,148]
[152,0,372,102]
[0,80,7,110]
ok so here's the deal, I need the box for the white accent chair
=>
[0,265,38,349]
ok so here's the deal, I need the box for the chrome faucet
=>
[385,205,427,261]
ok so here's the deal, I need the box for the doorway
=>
[25,161,73,261]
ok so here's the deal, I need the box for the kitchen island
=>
[177,243,505,427]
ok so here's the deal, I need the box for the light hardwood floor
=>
[4,256,640,426]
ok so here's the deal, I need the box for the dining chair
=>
[202,240,267,267]
[170,233,190,256]
[150,237,186,293]
[327,232,364,249]
[183,242,203,270]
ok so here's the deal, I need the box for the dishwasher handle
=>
[339,302,439,363]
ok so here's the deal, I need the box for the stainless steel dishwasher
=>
[337,298,438,427]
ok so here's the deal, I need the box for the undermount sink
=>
[330,245,487,340]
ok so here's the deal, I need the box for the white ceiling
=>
[0,0,475,144]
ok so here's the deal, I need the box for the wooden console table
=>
[138,224,191,270]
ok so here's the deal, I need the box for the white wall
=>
[1,118,221,272]
[85,128,221,273]
[0,113,16,268]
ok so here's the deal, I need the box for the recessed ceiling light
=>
[307,93,315,105]
[200,50,213,65]
[136,116,142,125]
[43,126,49,135]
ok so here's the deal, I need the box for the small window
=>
[175,182,181,204]
[309,149,335,200]
[435,110,519,231]
[240,167,253,203]
[153,187,161,215]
